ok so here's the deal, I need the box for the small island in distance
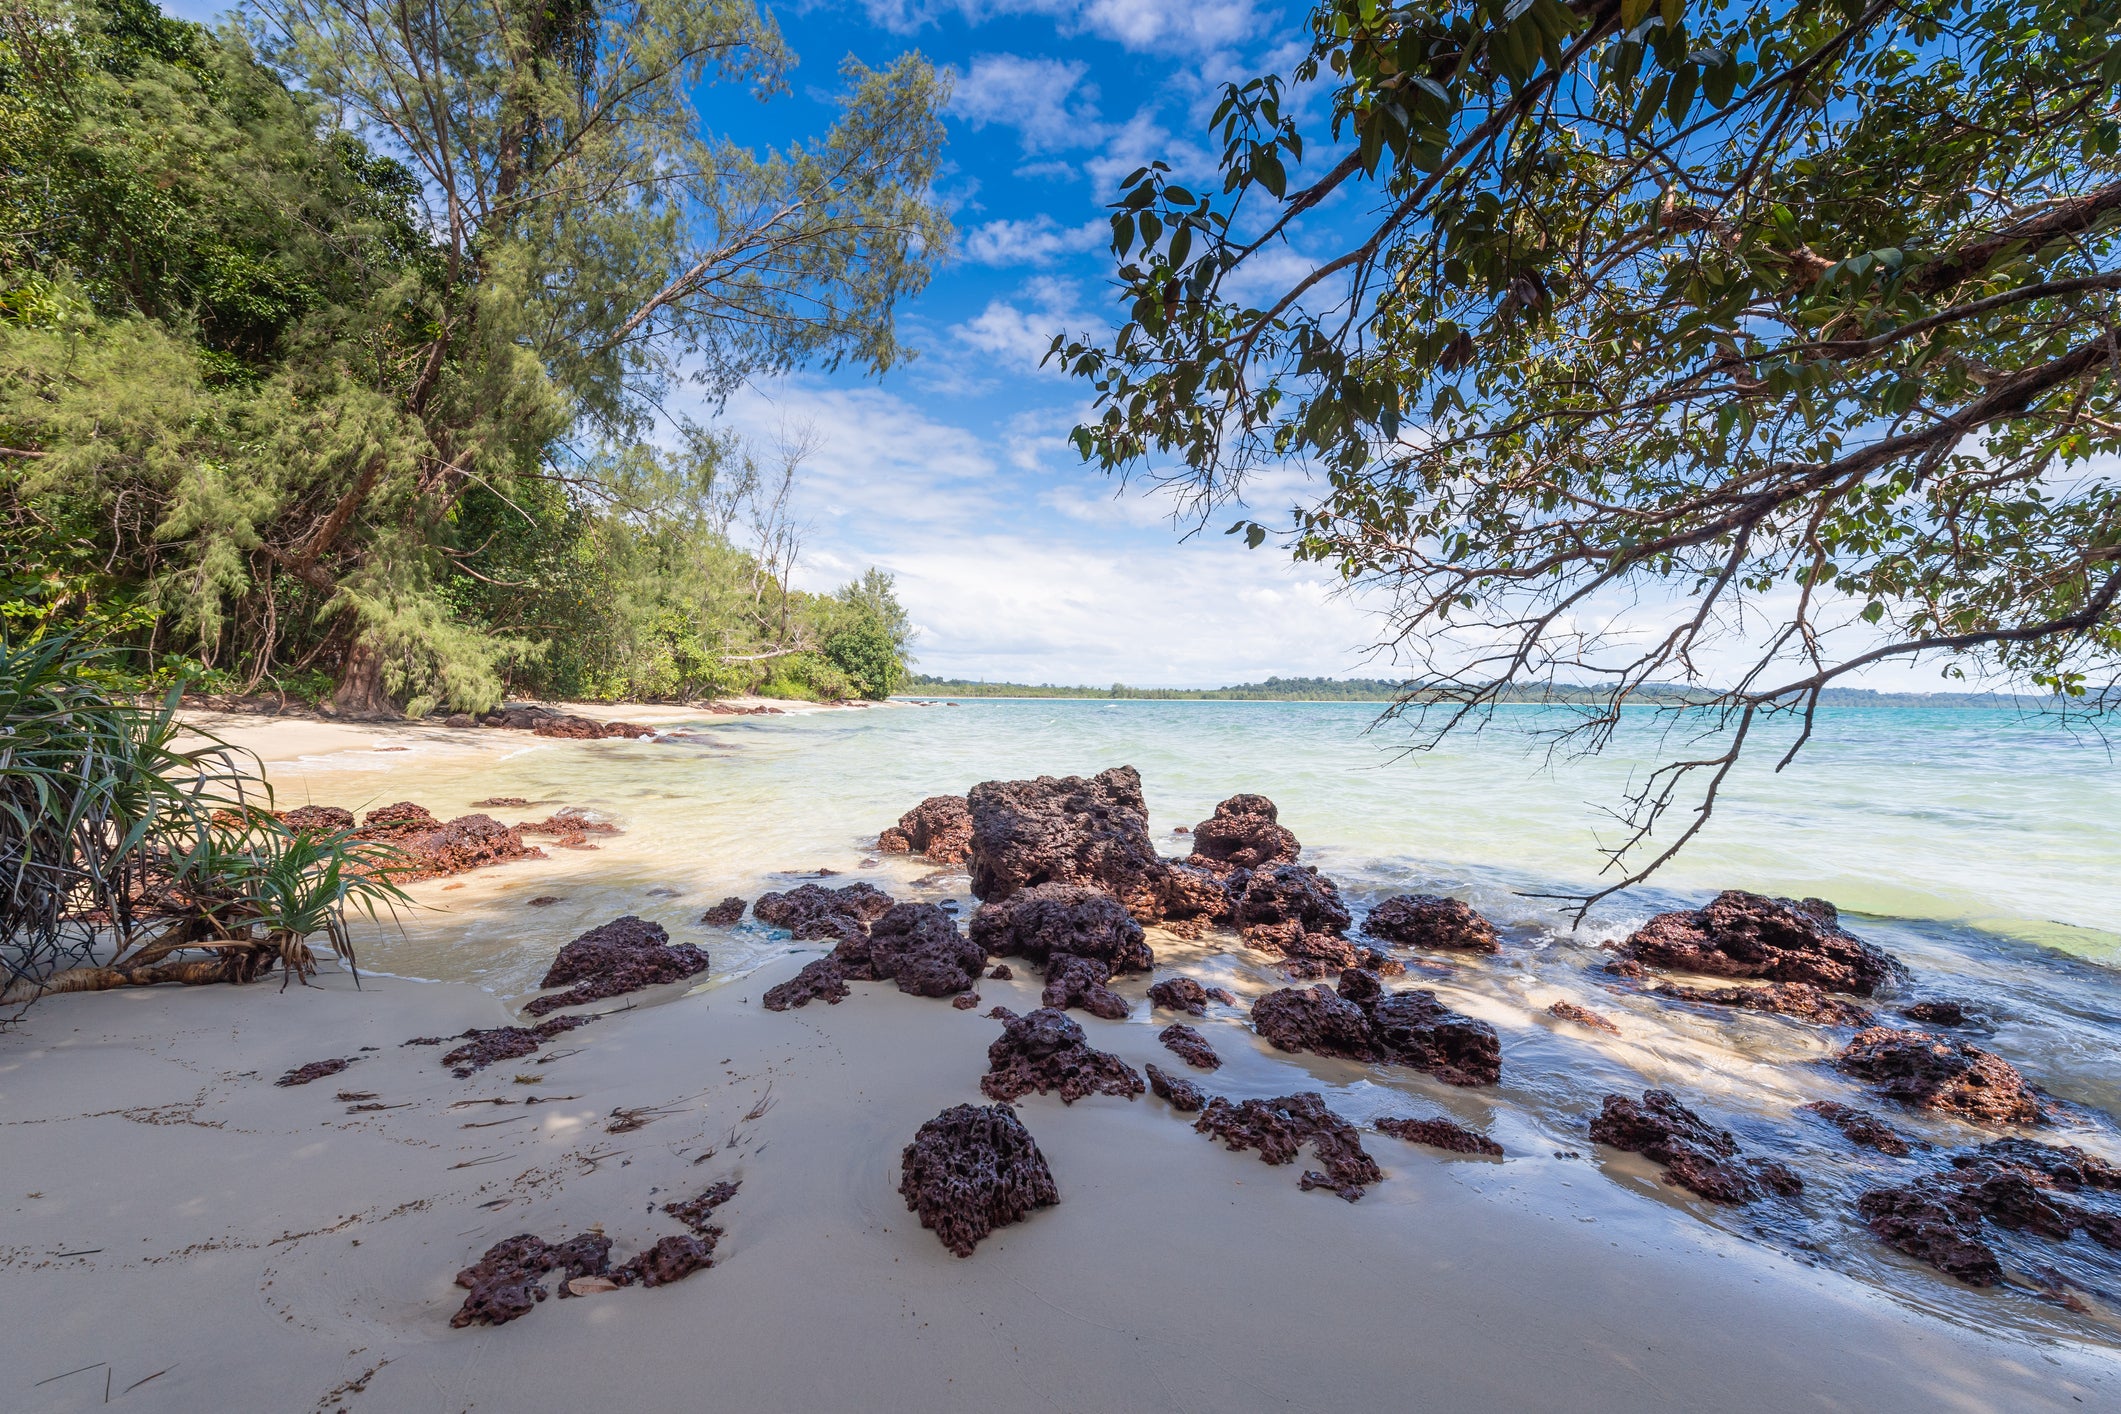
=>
[904,675,2035,708]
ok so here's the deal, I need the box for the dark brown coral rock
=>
[952,992,980,1010]
[663,1181,740,1232]
[898,1103,1060,1257]
[1251,984,1377,1061]
[1801,1100,1919,1157]
[980,1007,1143,1104]
[1186,793,1301,872]
[1854,1144,2121,1289]
[1158,1023,1222,1070]
[1161,859,1239,927]
[1040,952,1130,1019]
[1650,980,1876,1027]
[762,958,850,1011]
[451,1232,613,1327]
[966,766,1173,920]
[1952,1139,2121,1191]
[866,903,986,997]
[1621,890,1903,995]
[1145,1062,1207,1111]
[1836,1028,2046,1124]
[1590,1090,1796,1204]
[1148,975,1236,1015]
[1194,1091,1383,1201]
[1901,1000,1972,1027]
[699,896,747,926]
[1548,1000,1621,1034]
[989,963,1013,981]
[514,808,621,839]
[1363,894,1500,953]
[355,803,543,881]
[524,915,710,1017]
[968,881,1151,972]
[878,795,974,863]
[752,881,896,942]
[1251,970,1502,1085]
[280,804,356,834]
[1375,1115,1504,1156]
[612,1234,715,1287]
[1857,1181,2007,1285]
[1233,863,1351,939]
[438,1015,592,1076]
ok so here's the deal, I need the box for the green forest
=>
[0,0,942,712]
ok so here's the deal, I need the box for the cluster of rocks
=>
[474,704,657,739]
[1252,967,1501,1086]
[1193,1091,1385,1202]
[899,1104,1060,1257]
[282,801,544,882]
[1589,1090,1803,1205]
[450,1225,716,1327]
[971,882,1151,1020]
[980,1007,1143,1104]
[754,881,896,942]
[513,807,621,850]
[523,916,708,1017]
[1857,1140,2121,1287]
[760,895,987,1010]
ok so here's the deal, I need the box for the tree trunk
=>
[332,637,397,719]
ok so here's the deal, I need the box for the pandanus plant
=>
[1,634,405,1011]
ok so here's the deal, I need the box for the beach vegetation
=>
[1055,0,2121,902]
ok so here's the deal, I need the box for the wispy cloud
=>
[947,54,1103,155]
[868,0,1263,56]
[949,275,1087,372]
[961,214,1109,266]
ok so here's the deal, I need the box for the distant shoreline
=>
[900,684,2046,709]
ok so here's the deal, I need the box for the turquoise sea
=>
[286,697,2121,1343]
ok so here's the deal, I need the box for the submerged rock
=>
[969,882,1151,972]
[866,903,987,997]
[1193,1091,1383,1201]
[1158,1023,1222,1070]
[1801,1100,1920,1157]
[1185,793,1301,872]
[1040,952,1130,1020]
[1856,1142,2121,1289]
[966,766,1172,920]
[699,896,747,926]
[1375,1115,1504,1157]
[877,795,974,863]
[1901,999,1973,1028]
[1953,1139,2121,1191]
[1836,1028,2046,1125]
[899,1103,1060,1257]
[1145,1062,1207,1111]
[1363,894,1500,953]
[525,915,709,1017]
[1252,970,1502,1086]
[980,1007,1144,1105]
[1148,975,1235,1015]
[1590,1090,1799,1204]
[1649,980,1876,1028]
[752,882,895,942]
[1547,1000,1621,1034]
[1620,890,1903,995]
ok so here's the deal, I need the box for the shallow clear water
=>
[276,698,2121,1347]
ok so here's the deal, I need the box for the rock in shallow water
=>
[752,882,895,942]
[524,915,709,1017]
[1158,1023,1221,1070]
[1649,979,1876,1028]
[1620,890,1904,995]
[1375,1115,1503,1156]
[1855,1143,2121,1289]
[969,880,1151,972]
[1589,1090,1800,1204]
[1251,969,1502,1086]
[1148,976,1236,1015]
[1185,793,1301,872]
[899,1103,1060,1257]
[878,794,973,862]
[1800,1100,1920,1157]
[1193,1091,1383,1201]
[1363,894,1500,953]
[967,766,1173,920]
[1836,1028,2046,1125]
[1145,1062,1207,1111]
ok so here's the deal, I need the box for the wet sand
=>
[2,958,2114,1413]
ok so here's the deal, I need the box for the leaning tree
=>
[1054,0,2121,902]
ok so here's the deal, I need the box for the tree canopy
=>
[1,0,938,709]
[1055,0,2121,899]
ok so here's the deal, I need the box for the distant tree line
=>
[905,675,2028,706]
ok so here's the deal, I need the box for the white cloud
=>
[947,54,1103,155]
[961,214,1108,266]
[949,275,1088,372]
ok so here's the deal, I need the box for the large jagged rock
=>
[899,1103,1060,1257]
[1836,1028,2046,1124]
[1160,860,1240,931]
[877,795,974,863]
[355,803,543,882]
[980,1006,1143,1104]
[752,882,896,942]
[1590,1090,1801,1204]
[1858,1143,2121,1287]
[1650,980,1876,1028]
[1148,975,1236,1015]
[865,903,986,997]
[1251,969,1501,1086]
[1185,793,1300,872]
[1193,1091,1384,1201]
[1620,890,1904,995]
[969,882,1151,972]
[966,766,1172,920]
[524,915,709,1016]
[1233,863,1351,938]
[1040,952,1130,1020]
[1363,894,1499,953]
